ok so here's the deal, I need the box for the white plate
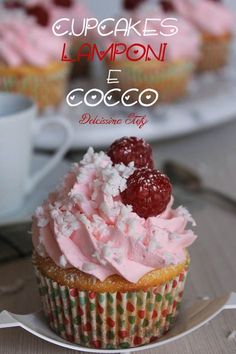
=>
[34,40,236,150]
[1,293,236,353]
[0,154,70,226]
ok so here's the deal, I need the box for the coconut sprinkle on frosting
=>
[32,148,197,283]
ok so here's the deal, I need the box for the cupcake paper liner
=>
[0,62,69,111]
[107,60,194,103]
[35,265,188,349]
[197,34,232,72]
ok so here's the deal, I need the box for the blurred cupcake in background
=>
[106,1,200,103]
[0,7,69,111]
[4,0,94,79]
[161,0,234,72]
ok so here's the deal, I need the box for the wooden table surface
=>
[1,120,236,354]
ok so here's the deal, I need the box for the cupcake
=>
[106,3,200,103]
[162,0,234,71]
[0,8,69,111]
[32,137,197,349]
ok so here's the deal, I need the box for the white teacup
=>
[0,92,73,216]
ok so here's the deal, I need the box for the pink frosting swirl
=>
[0,8,64,66]
[25,0,92,35]
[136,5,201,60]
[32,148,197,283]
[104,5,200,61]
[171,0,234,35]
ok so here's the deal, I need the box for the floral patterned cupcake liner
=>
[0,62,69,111]
[197,34,232,72]
[35,265,189,349]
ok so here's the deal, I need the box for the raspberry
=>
[26,5,49,27]
[123,0,145,10]
[53,0,74,7]
[107,137,154,168]
[121,168,172,218]
[160,0,175,12]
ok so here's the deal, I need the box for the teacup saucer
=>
[0,293,235,353]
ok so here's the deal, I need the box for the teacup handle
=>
[25,117,73,195]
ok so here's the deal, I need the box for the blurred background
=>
[0,0,235,228]
[1,1,236,353]
[76,0,236,19]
